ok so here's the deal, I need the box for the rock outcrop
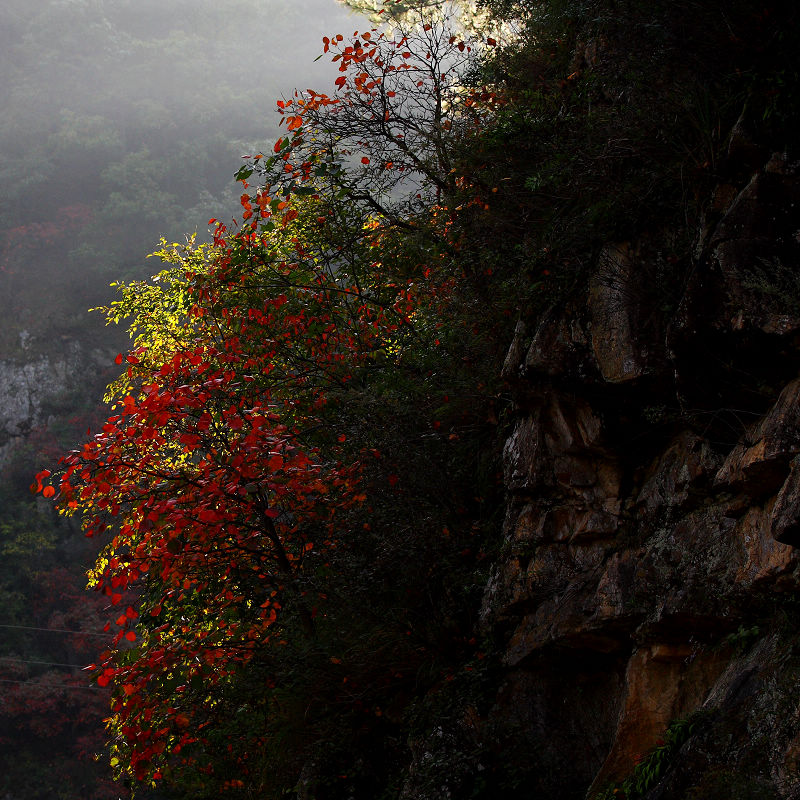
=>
[402,152,800,799]
[0,340,116,467]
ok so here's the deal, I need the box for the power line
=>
[0,678,103,691]
[0,623,107,638]
[0,625,109,674]
[0,656,84,669]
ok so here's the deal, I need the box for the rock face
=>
[402,153,800,798]
[0,341,116,467]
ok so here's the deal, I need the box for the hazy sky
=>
[1,0,364,134]
[0,0,371,349]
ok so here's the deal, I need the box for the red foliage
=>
[33,12,502,789]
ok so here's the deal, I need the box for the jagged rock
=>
[541,501,620,542]
[587,643,730,794]
[0,344,115,466]
[503,409,548,493]
[471,145,800,800]
[594,549,644,621]
[715,378,800,496]
[500,319,527,382]
[588,243,651,382]
[635,431,719,517]
[545,392,603,453]
[491,389,621,624]
[488,358,800,796]
[734,501,797,588]
[634,633,800,800]
[525,299,591,377]
[502,392,607,494]
[504,544,629,664]
[512,502,545,543]
[771,455,800,546]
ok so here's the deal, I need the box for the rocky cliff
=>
[0,338,117,467]
[471,150,800,797]
[395,125,800,798]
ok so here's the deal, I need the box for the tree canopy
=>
[37,8,508,794]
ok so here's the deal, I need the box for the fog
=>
[1,0,360,127]
[0,0,365,353]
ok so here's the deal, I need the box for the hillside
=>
[18,0,800,798]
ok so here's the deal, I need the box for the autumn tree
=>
[36,9,509,797]
[260,10,500,218]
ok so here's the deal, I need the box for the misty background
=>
[0,0,361,351]
[0,1,365,797]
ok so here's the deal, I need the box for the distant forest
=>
[0,0,356,354]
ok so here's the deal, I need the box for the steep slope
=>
[483,148,800,800]
[398,3,800,798]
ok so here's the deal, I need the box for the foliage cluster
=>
[37,7,511,796]
[469,0,800,317]
[593,716,698,800]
